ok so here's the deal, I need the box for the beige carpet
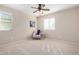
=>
[0,38,79,55]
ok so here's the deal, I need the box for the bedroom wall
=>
[0,5,37,45]
[37,7,79,42]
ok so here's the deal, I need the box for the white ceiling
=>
[3,4,79,17]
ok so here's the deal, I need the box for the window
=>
[44,17,55,30]
[0,12,12,31]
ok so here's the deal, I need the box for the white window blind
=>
[0,12,12,31]
[44,17,55,30]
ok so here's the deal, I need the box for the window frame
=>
[0,12,12,31]
[44,17,55,30]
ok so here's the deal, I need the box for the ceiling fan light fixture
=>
[31,4,50,14]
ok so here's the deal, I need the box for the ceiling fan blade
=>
[41,9,50,11]
[33,10,38,13]
[31,7,38,9]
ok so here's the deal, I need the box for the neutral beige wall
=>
[0,5,37,45]
[37,7,79,42]
[26,15,37,37]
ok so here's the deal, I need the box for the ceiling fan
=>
[31,4,50,13]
